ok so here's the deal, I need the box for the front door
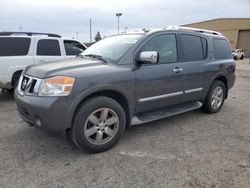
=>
[135,33,186,113]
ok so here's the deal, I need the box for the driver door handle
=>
[173,67,183,73]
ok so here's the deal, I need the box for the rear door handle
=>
[173,67,183,73]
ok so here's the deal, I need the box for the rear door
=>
[34,38,64,64]
[178,33,208,102]
[0,37,33,85]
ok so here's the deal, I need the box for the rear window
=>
[213,38,232,59]
[180,34,206,62]
[37,39,61,56]
[0,37,31,56]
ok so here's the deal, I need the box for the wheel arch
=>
[212,75,228,99]
[11,70,23,87]
[70,89,132,131]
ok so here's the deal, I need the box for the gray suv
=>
[15,26,236,153]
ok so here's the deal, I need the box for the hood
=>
[25,58,107,78]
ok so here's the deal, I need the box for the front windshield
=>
[81,34,143,63]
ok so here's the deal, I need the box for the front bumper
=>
[14,89,74,132]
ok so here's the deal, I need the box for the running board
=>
[131,101,203,125]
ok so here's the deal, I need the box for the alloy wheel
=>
[211,86,224,110]
[84,108,119,145]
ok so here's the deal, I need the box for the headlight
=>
[38,76,75,96]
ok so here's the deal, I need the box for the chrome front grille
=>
[18,74,41,95]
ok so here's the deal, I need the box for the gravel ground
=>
[0,59,250,188]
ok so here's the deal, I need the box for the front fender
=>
[67,84,134,127]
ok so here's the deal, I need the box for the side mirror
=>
[139,51,158,64]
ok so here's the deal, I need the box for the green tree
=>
[95,31,102,42]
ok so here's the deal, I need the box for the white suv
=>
[232,49,244,60]
[0,32,87,90]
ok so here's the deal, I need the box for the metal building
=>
[182,18,250,57]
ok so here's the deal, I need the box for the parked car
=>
[232,49,244,60]
[15,27,236,153]
[0,32,87,91]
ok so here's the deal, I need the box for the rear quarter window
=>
[213,38,232,59]
[0,37,31,56]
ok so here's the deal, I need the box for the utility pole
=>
[76,32,78,40]
[89,19,92,43]
[116,13,122,34]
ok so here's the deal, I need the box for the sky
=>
[0,0,249,42]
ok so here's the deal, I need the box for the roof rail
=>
[0,32,61,38]
[166,26,222,36]
[133,28,163,34]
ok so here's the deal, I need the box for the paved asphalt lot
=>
[1,60,250,188]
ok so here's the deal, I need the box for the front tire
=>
[201,80,226,114]
[71,96,126,153]
[12,72,22,91]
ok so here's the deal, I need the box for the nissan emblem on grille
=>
[21,77,29,91]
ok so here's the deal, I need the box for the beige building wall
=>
[182,18,250,49]
[221,30,239,48]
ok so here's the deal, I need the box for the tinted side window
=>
[64,40,86,56]
[37,39,61,56]
[140,34,177,63]
[213,39,232,59]
[0,37,31,56]
[181,34,204,62]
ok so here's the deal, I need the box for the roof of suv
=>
[0,32,61,38]
[0,32,84,42]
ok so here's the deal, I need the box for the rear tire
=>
[71,96,126,153]
[201,80,226,114]
[240,55,244,60]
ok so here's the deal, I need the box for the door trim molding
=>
[138,91,183,102]
[185,87,203,94]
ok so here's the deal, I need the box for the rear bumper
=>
[14,89,74,132]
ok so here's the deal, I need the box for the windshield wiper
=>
[82,54,108,64]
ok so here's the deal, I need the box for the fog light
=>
[34,116,42,127]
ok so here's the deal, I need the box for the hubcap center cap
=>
[98,121,107,130]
